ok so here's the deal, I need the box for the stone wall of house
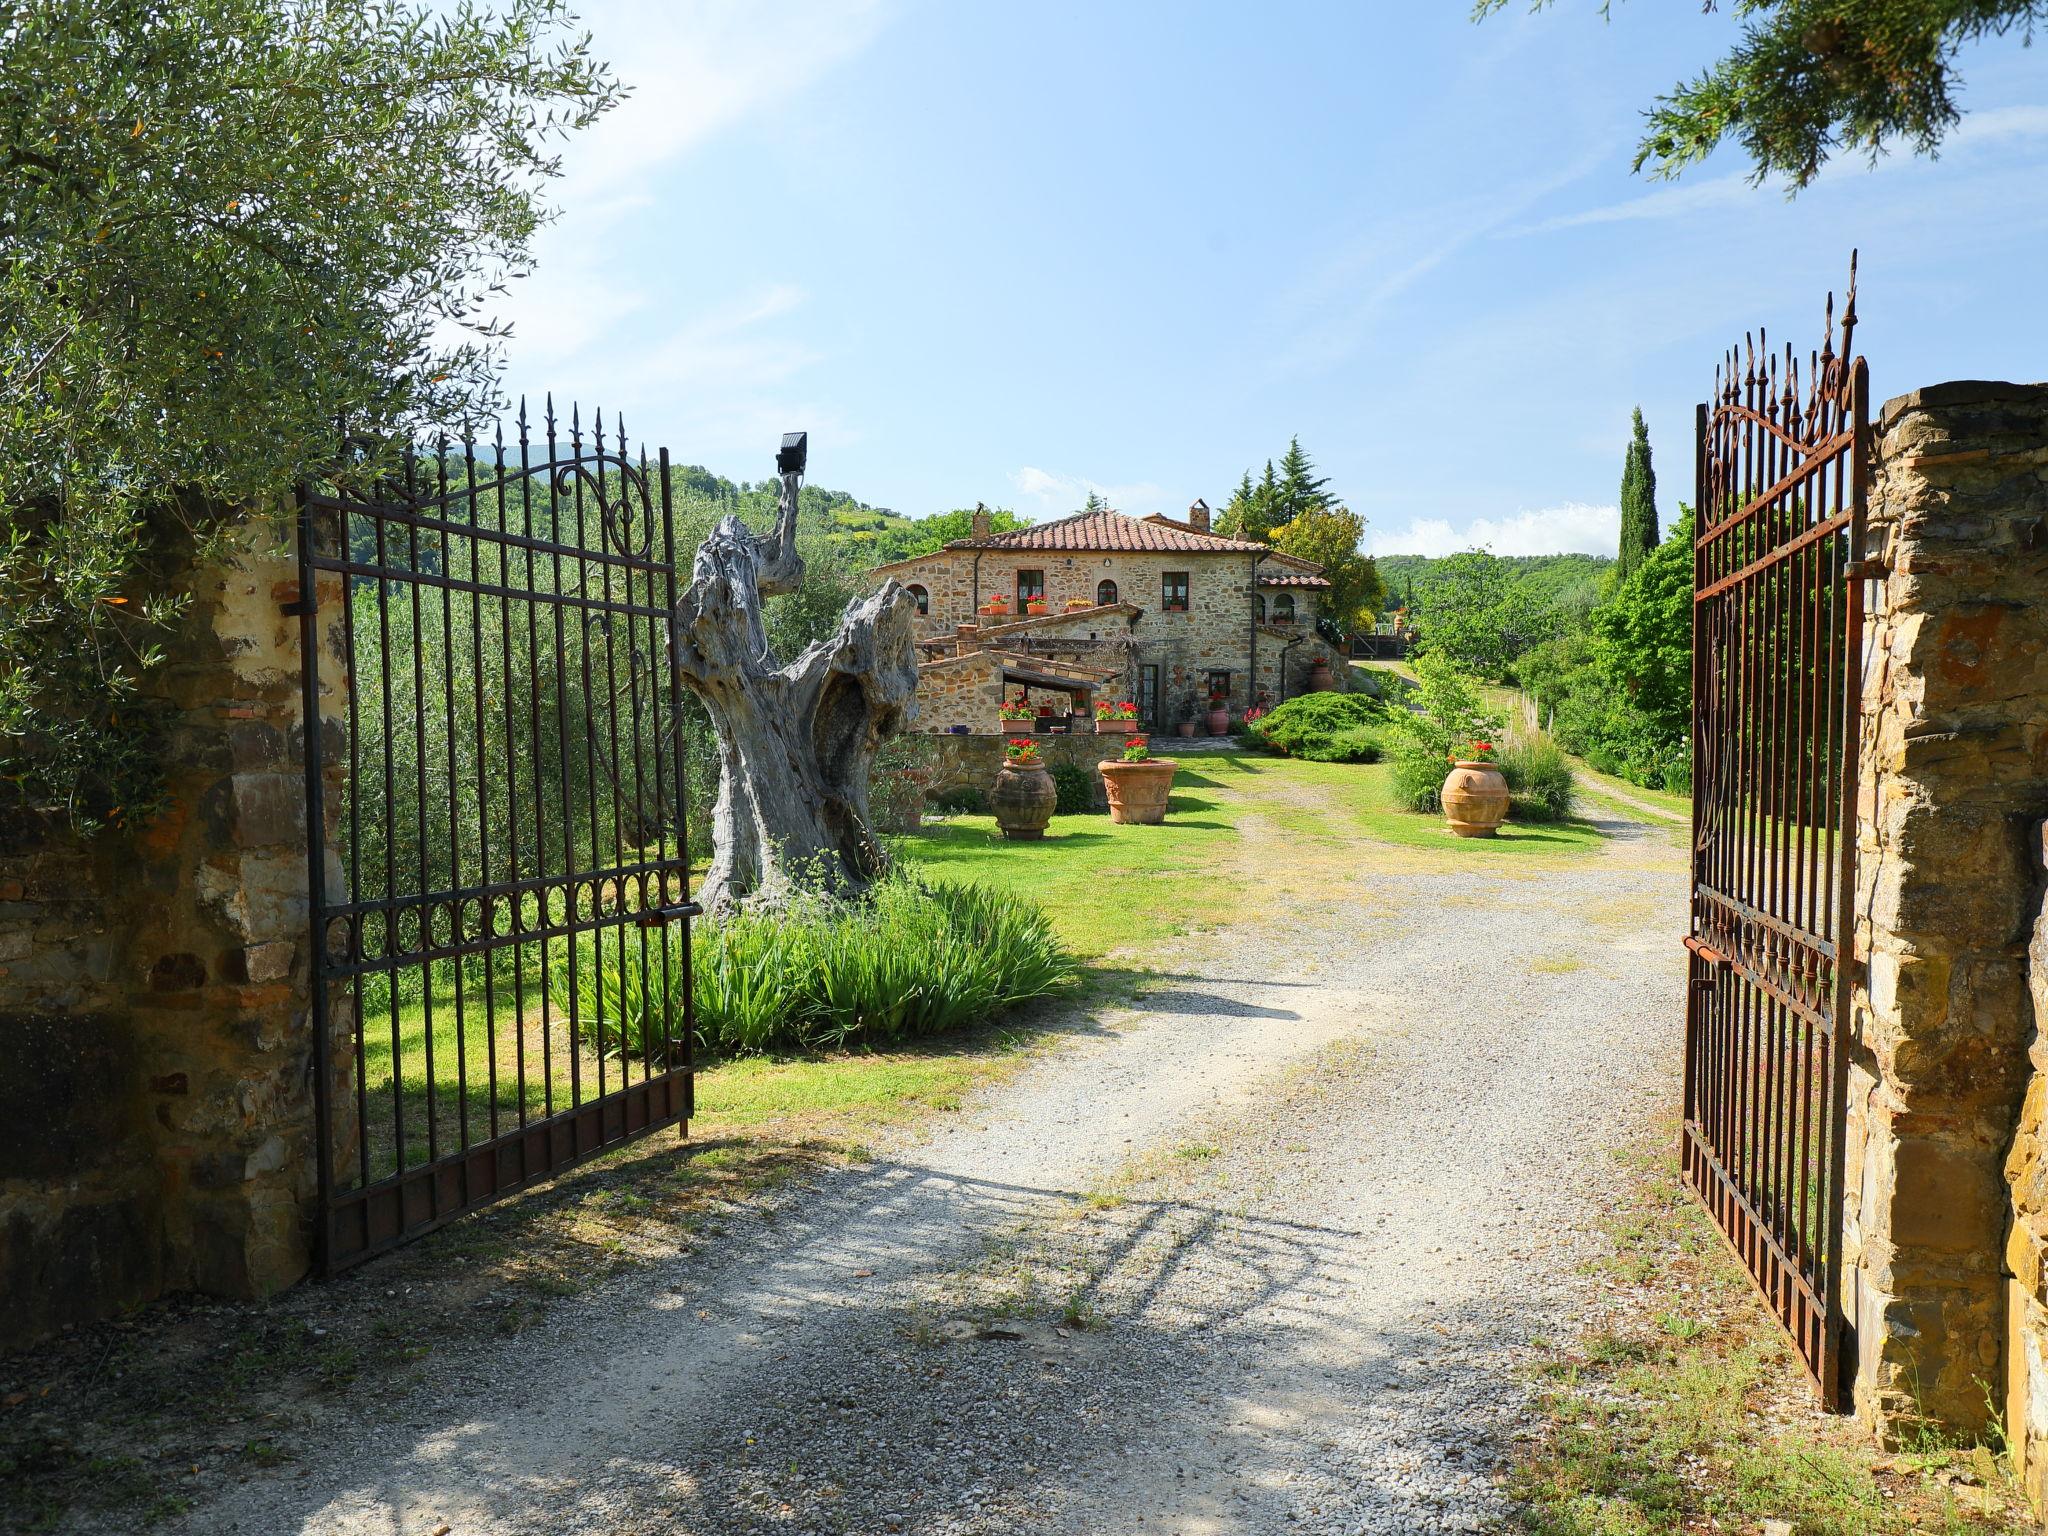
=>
[916,652,1007,735]
[0,515,348,1346]
[2004,826,2048,1512]
[882,548,1341,722]
[1841,382,2048,1449]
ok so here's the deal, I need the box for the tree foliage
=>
[1618,406,1659,581]
[1219,437,1336,542]
[0,0,618,828]
[1477,0,2048,188]
[1515,510,1695,789]
[1269,505,1385,629]
[1407,549,1551,675]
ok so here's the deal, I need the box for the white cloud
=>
[565,0,896,201]
[1507,172,1754,236]
[489,2,896,440]
[1263,148,1606,380]
[1367,502,1619,558]
[1509,103,2048,238]
[1009,467,1166,520]
[1945,104,2048,147]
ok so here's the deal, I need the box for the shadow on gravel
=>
[158,1154,1550,1536]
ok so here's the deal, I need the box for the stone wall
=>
[1842,381,2048,1441]
[0,515,347,1346]
[2005,825,2048,1511]
[921,731,1127,812]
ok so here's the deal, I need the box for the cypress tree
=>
[1275,435,1333,523]
[1618,407,1659,580]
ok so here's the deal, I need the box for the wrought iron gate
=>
[295,404,696,1272]
[1684,264,1867,1405]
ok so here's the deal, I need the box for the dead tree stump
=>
[669,434,919,911]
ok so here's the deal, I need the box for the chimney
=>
[971,501,991,540]
[1188,499,1211,534]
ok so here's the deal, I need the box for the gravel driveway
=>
[190,793,1689,1536]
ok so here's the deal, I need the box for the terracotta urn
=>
[1307,657,1336,693]
[1099,757,1178,825]
[1205,705,1231,736]
[1441,759,1510,838]
[991,760,1056,840]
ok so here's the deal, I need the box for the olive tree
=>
[0,0,620,828]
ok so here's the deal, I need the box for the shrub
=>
[930,784,985,815]
[870,734,939,832]
[1049,761,1095,814]
[549,869,1075,1059]
[1499,737,1576,822]
[1241,692,1388,762]
[1390,743,1447,813]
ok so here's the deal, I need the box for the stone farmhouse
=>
[868,502,1348,734]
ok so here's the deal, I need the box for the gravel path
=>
[189,787,1688,1536]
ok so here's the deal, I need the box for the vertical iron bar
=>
[506,408,531,1140]
[547,401,577,1123]
[295,487,336,1275]
[471,435,501,1145]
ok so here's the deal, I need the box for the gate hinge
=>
[281,596,317,617]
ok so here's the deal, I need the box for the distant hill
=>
[1378,551,1614,621]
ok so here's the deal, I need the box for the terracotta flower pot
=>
[1175,720,1197,739]
[1307,658,1336,693]
[1099,758,1177,825]
[991,761,1056,840]
[1095,717,1128,734]
[1205,706,1230,736]
[1441,760,1509,838]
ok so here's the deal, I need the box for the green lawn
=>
[892,758,1256,960]
[346,752,1611,1184]
[1250,755,1610,859]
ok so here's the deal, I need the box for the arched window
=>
[906,583,930,617]
[1254,593,1267,622]
[1272,592,1296,624]
[1096,578,1118,607]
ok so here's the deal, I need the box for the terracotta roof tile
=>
[1260,573,1331,588]
[948,509,1271,556]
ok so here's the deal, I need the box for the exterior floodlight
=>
[777,431,808,476]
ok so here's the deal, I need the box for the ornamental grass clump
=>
[549,869,1075,1060]
[1499,737,1576,822]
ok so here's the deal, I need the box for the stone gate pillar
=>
[1843,381,2048,1441]
[0,512,348,1343]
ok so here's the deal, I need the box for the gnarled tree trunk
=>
[669,447,919,912]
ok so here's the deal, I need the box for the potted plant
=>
[998,694,1035,725]
[1306,655,1336,693]
[1093,699,1140,735]
[1023,595,1047,616]
[1098,734,1178,825]
[992,738,1056,840]
[1440,739,1509,838]
[1064,596,1092,611]
[1205,691,1231,737]
[982,594,1011,618]
[1175,707,1198,739]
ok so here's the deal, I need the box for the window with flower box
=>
[1161,571,1190,613]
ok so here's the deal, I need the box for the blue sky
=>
[494,1,2048,556]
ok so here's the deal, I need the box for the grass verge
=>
[1513,1126,2033,1535]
